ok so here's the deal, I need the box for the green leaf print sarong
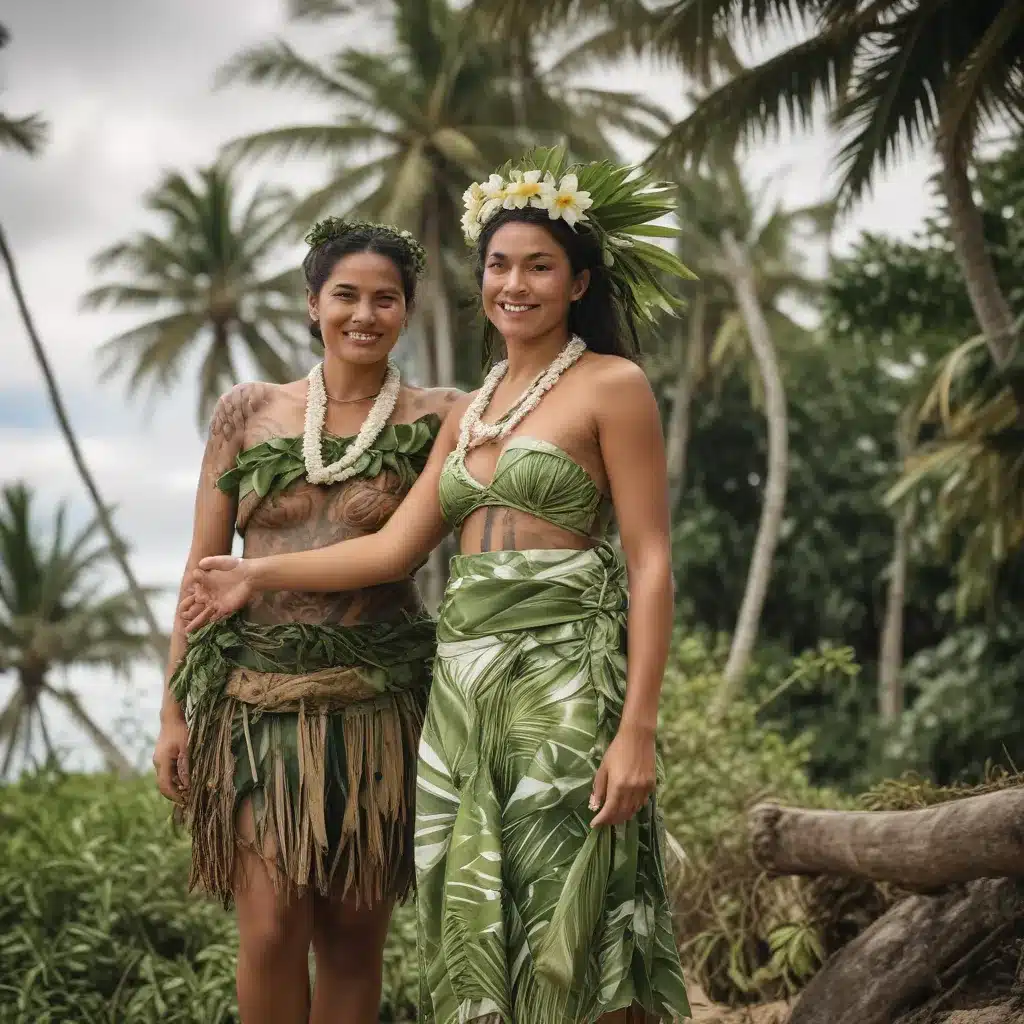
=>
[416,544,691,1023]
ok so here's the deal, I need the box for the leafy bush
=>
[657,633,863,1004]
[0,770,418,1023]
[1,635,866,1017]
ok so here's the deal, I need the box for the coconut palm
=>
[648,0,1024,403]
[83,163,307,431]
[0,484,153,778]
[218,0,670,389]
[664,150,833,707]
[887,331,1024,618]
[1,24,165,659]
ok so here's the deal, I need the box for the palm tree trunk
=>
[0,687,25,778]
[665,289,705,511]
[713,231,788,714]
[878,422,912,723]
[0,222,166,661]
[419,199,456,611]
[425,201,456,388]
[43,682,135,778]
[938,144,1024,408]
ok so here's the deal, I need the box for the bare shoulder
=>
[208,380,301,446]
[404,384,467,420]
[579,352,653,399]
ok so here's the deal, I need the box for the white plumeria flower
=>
[463,181,485,207]
[479,197,504,224]
[461,207,482,242]
[539,172,593,228]
[502,169,545,209]
[479,174,506,200]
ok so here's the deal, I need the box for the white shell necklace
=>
[456,335,587,457]
[302,359,401,485]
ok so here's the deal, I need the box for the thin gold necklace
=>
[324,389,380,404]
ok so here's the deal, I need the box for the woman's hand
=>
[178,555,254,632]
[152,711,189,804]
[589,722,656,827]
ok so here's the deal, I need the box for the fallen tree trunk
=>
[750,790,1024,889]
[789,878,1024,1024]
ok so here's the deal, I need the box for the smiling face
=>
[481,221,590,346]
[308,251,407,364]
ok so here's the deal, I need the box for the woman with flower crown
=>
[181,150,694,1022]
[152,220,462,1023]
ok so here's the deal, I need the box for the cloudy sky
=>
[0,0,938,772]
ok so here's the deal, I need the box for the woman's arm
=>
[153,385,253,800]
[589,360,673,827]
[181,401,464,631]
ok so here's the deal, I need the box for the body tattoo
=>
[242,468,421,627]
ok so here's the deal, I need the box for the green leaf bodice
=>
[217,413,441,504]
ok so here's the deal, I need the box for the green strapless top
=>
[439,437,612,538]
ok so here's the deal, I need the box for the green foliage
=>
[883,614,1024,783]
[656,634,859,1003]
[0,772,237,1023]
[825,138,1024,349]
[0,771,421,1023]
[653,1,1024,209]
[887,334,1024,615]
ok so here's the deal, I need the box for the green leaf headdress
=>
[305,217,428,279]
[462,146,696,326]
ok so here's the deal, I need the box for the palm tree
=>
[887,331,1024,617]
[666,151,833,708]
[0,484,152,778]
[218,0,669,389]
[0,26,46,155]
[1,24,165,659]
[83,164,307,431]
[648,0,1024,405]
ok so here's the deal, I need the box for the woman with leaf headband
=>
[152,219,462,1023]
[182,150,695,1022]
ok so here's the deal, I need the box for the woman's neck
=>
[502,325,574,387]
[320,353,390,402]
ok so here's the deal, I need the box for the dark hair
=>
[303,225,420,341]
[475,206,640,366]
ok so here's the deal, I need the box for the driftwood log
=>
[750,790,1024,890]
[787,878,1024,1024]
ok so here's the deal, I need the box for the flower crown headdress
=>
[462,147,695,324]
[305,217,428,279]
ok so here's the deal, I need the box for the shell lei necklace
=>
[302,359,401,485]
[456,335,587,457]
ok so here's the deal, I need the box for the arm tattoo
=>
[209,383,272,445]
[206,383,273,474]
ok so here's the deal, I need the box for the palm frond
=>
[886,332,1024,614]
[832,4,952,207]
[0,112,48,155]
[226,122,394,165]
[97,312,206,398]
[651,0,819,77]
[287,0,354,20]
[649,23,859,169]
[215,39,357,101]
[938,2,1024,158]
